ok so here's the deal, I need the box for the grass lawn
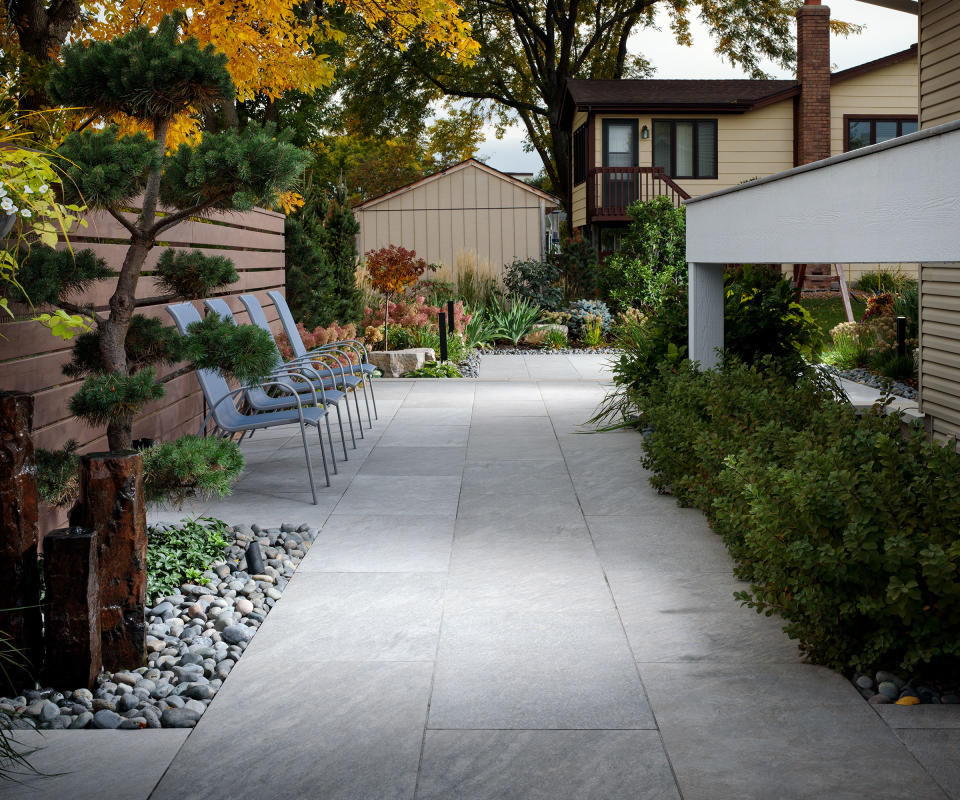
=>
[802,295,867,338]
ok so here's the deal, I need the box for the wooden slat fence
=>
[0,204,286,532]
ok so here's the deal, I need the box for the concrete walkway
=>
[6,355,958,799]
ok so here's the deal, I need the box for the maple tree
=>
[365,245,429,349]
[5,0,478,136]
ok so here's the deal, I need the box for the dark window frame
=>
[843,114,919,151]
[651,118,719,180]
[573,123,588,185]
[601,118,639,168]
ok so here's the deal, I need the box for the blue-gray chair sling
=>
[166,302,331,503]
[240,293,372,435]
[266,290,377,427]
[203,297,354,461]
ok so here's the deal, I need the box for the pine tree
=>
[285,178,361,328]
[37,13,306,450]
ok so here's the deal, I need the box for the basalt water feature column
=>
[70,450,148,671]
[0,391,43,693]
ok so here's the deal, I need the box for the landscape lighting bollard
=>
[896,315,907,358]
[438,312,448,362]
[447,300,455,333]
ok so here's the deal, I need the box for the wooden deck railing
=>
[588,167,690,218]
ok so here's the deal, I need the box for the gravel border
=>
[1,521,316,731]
[482,347,622,356]
[821,365,918,401]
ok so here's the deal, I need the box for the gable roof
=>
[561,44,918,123]
[353,158,558,211]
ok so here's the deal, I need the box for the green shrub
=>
[35,440,80,507]
[566,299,612,339]
[69,368,166,427]
[147,516,230,602]
[63,314,184,378]
[181,313,280,385]
[869,347,916,383]
[599,196,686,311]
[486,294,540,345]
[503,258,564,311]
[154,248,238,299]
[463,308,498,349]
[555,233,598,299]
[543,327,568,350]
[141,435,244,506]
[723,265,823,371]
[637,359,960,673]
[855,269,918,295]
[402,361,462,378]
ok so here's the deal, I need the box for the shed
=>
[353,159,559,278]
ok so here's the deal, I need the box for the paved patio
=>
[5,354,957,799]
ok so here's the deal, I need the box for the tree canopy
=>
[336,0,860,216]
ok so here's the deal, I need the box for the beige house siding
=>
[354,162,554,280]
[920,0,960,127]
[830,57,919,155]
[589,101,794,201]
[918,0,960,440]
[571,110,589,228]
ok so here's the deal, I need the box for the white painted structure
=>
[685,119,960,369]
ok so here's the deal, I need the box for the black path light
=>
[896,315,907,358]
[438,312,448,362]
[447,300,455,333]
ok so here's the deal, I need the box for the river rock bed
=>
[851,670,960,706]
[0,521,317,732]
[822,365,918,401]
[483,347,622,356]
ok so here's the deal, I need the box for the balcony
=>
[588,166,690,220]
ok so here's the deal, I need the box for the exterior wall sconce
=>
[641,125,650,139]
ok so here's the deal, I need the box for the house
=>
[560,4,919,278]
[684,0,960,443]
[352,159,559,280]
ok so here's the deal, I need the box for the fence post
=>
[44,527,101,690]
[69,450,147,671]
[0,391,43,693]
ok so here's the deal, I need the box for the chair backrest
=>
[165,302,245,430]
[238,294,273,333]
[266,290,308,359]
[204,297,235,322]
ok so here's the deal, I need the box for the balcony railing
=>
[588,167,690,218]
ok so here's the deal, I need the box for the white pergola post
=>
[688,262,724,369]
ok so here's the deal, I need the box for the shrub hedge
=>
[637,359,960,674]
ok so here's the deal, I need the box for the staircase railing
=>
[588,167,690,217]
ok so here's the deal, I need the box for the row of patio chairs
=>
[165,292,378,504]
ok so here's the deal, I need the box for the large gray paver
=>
[641,662,949,800]
[416,730,681,800]
[428,607,656,730]
[30,358,955,799]
[150,661,433,800]
[0,730,189,800]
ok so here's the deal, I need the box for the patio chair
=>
[239,293,372,436]
[166,302,331,502]
[266,290,378,426]
[203,297,354,460]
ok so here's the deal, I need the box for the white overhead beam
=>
[685,121,960,265]
[856,0,918,14]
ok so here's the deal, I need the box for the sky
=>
[476,0,919,174]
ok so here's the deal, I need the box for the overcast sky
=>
[477,0,918,174]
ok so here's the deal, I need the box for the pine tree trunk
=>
[99,117,170,452]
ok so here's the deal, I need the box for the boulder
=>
[367,348,437,377]
[523,324,568,346]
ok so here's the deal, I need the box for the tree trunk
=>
[549,120,573,223]
[98,117,170,451]
[10,0,81,110]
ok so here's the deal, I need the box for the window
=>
[602,120,638,168]
[652,119,718,179]
[845,116,918,151]
[573,124,587,185]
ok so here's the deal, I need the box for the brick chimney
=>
[795,0,831,165]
